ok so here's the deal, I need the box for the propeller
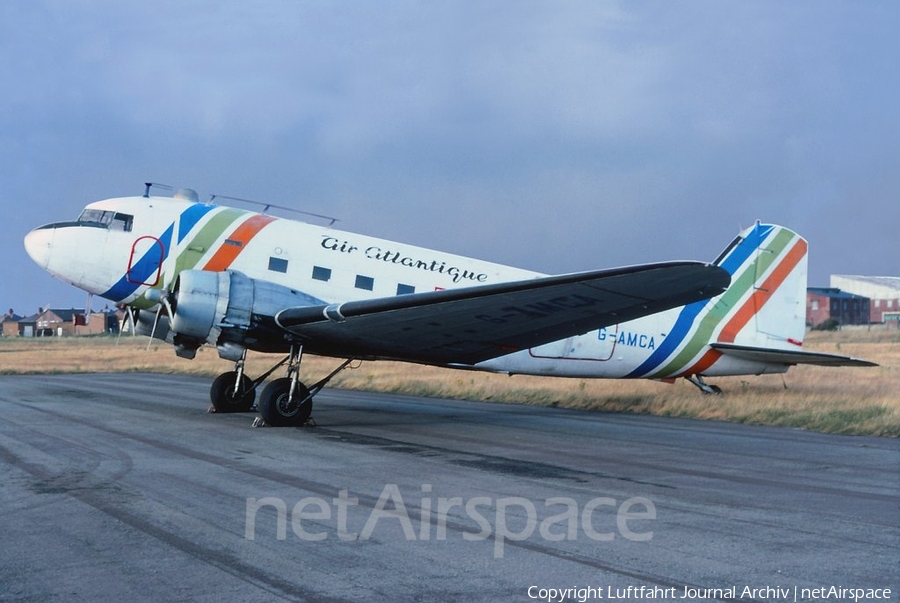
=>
[116,305,136,345]
[144,289,175,350]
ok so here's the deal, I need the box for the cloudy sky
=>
[3,1,897,315]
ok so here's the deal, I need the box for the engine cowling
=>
[168,269,322,359]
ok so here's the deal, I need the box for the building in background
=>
[13,308,118,337]
[831,275,900,325]
[806,288,871,328]
[1,309,23,337]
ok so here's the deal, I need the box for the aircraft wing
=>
[710,343,878,368]
[275,261,729,365]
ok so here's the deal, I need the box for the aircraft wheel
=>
[210,371,256,413]
[258,377,312,427]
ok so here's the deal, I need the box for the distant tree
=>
[813,317,841,331]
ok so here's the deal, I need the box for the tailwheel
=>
[685,375,723,395]
[210,371,256,413]
[258,377,313,427]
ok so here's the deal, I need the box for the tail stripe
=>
[717,237,807,344]
[646,228,795,378]
[623,224,768,378]
[677,236,807,376]
[628,224,795,378]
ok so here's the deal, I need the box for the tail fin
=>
[708,222,875,368]
[628,222,875,378]
[710,221,808,351]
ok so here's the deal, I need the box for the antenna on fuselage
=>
[208,194,339,226]
[143,182,174,198]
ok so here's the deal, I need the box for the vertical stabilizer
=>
[711,222,808,351]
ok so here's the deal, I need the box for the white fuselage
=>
[25,195,808,380]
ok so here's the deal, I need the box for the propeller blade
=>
[116,306,136,345]
[145,290,174,350]
[147,304,163,350]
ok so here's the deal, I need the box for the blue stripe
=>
[101,204,214,303]
[178,203,215,243]
[101,226,173,302]
[624,223,771,378]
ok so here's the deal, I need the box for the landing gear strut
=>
[257,346,356,427]
[258,345,310,427]
[208,344,355,427]
[209,351,255,413]
[209,371,256,412]
[685,375,723,395]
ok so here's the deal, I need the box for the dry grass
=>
[1,327,898,436]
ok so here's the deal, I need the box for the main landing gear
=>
[685,375,723,395]
[208,346,355,427]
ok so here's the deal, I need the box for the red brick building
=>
[15,308,117,337]
[831,275,900,324]
[806,288,871,328]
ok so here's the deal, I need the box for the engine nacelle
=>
[169,269,321,359]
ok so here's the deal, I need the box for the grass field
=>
[1,327,897,436]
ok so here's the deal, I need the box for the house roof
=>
[833,275,900,289]
[831,275,900,298]
[17,308,118,323]
[16,308,87,323]
[808,287,869,300]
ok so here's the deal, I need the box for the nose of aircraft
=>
[24,227,53,269]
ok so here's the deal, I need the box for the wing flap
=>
[711,342,878,368]
[275,261,729,365]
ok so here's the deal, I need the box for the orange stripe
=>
[678,348,722,377]
[202,214,276,272]
[718,238,807,343]
[679,237,807,377]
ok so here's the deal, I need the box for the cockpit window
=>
[112,212,134,232]
[76,209,133,232]
[77,209,113,226]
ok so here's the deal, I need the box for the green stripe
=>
[172,208,246,275]
[647,228,795,378]
[129,208,248,309]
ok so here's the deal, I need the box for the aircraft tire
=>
[209,371,256,413]
[258,378,312,427]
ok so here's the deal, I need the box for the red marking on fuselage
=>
[202,214,276,272]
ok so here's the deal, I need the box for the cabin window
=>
[268,257,288,273]
[312,266,331,282]
[355,275,374,291]
[397,284,415,295]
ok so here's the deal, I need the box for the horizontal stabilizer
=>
[711,343,878,368]
[276,261,730,365]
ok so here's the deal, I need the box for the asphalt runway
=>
[1,373,897,603]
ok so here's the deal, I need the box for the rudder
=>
[711,222,808,351]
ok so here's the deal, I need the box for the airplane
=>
[24,185,875,427]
